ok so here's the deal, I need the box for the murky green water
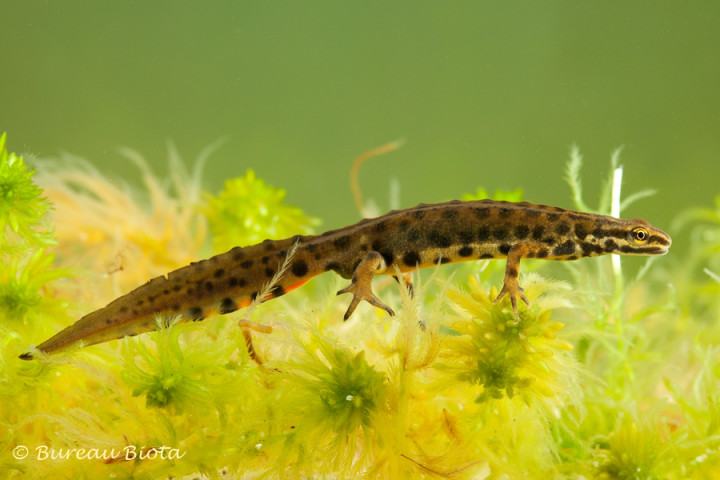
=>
[2,1,719,238]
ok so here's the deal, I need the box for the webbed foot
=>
[337,251,395,320]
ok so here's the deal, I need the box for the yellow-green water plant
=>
[3,137,719,479]
[203,169,320,253]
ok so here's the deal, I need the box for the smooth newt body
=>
[21,199,671,359]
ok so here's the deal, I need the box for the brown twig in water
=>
[349,139,405,215]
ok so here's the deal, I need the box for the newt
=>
[20,199,671,359]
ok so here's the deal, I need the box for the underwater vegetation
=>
[1,133,719,479]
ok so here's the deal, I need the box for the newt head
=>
[619,218,672,255]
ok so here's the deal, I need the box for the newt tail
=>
[21,199,671,359]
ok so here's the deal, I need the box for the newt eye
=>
[630,227,649,244]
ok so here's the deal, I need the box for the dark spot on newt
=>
[213,268,225,278]
[403,250,421,266]
[442,208,459,220]
[477,226,490,241]
[429,230,452,248]
[269,285,285,297]
[553,240,576,256]
[473,207,490,219]
[515,225,530,239]
[532,226,545,240]
[372,220,387,233]
[458,246,473,257]
[241,260,253,269]
[546,212,561,222]
[219,298,237,314]
[493,227,508,241]
[574,224,588,240]
[604,239,619,252]
[333,235,352,250]
[189,307,204,321]
[380,250,394,266]
[291,260,309,277]
[581,242,604,256]
[458,229,475,245]
[555,222,571,235]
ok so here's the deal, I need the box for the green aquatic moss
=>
[462,186,523,202]
[437,275,576,405]
[2,138,720,479]
[203,169,320,252]
[0,133,53,252]
[0,133,68,332]
[595,413,668,480]
[122,322,216,411]
[278,334,389,472]
[0,248,67,326]
[0,134,69,404]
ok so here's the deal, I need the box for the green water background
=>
[2,2,718,239]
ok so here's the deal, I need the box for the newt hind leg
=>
[337,251,395,320]
[492,244,531,322]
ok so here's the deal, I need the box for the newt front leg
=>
[493,244,531,322]
[337,251,395,320]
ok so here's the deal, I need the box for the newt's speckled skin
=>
[21,199,671,359]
